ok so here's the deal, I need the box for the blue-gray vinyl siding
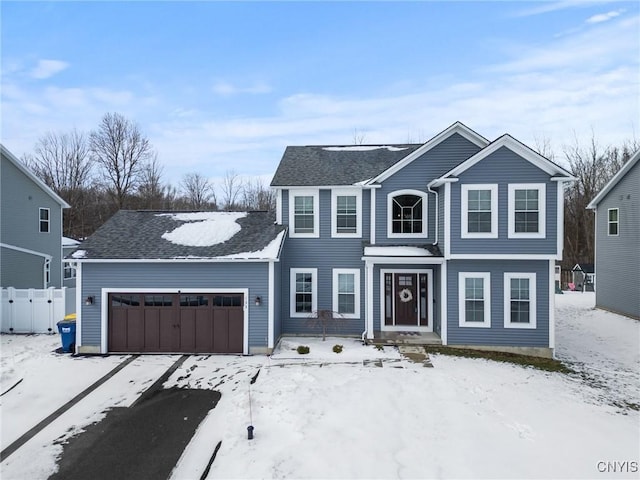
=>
[371,263,441,333]
[447,259,550,347]
[273,260,283,341]
[374,133,483,244]
[80,262,271,348]
[593,160,640,319]
[1,154,64,288]
[450,147,558,255]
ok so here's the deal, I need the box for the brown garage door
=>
[108,293,244,353]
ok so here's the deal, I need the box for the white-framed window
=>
[458,272,491,328]
[289,190,320,238]
[290,268,317,317]
[387,189,428,238]
[332,269,360,319]
[607,208,619,236]
[504,273,537,329]
[508,184,545,238]
[331,189,362,238]
[39,208,50,233]
[44,259,51,286]
[63,262,76,280]
[461,184,498,238]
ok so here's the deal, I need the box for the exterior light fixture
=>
[85,296,94,305]
[254,296,261,306]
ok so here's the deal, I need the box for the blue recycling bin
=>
[57,318,77,353]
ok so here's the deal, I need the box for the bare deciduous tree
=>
[180,172,216,210]
[352,128,366,145]
[241,177,276,211]
[137,154,169,210]
[220,169,242,211]
[89,112,154,209]
[22,129,94,238]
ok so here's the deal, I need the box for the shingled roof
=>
[270,144,422,187]
[69,210,285,260]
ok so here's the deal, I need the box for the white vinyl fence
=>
[1,287,67,334]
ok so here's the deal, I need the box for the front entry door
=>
[383,271,431,329]
[395,274,417,325]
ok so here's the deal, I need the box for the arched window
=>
[387,190,427,237]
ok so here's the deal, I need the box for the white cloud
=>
[30,59,69,79]
[512,0,616,17]
[212,80,271,96]
[586,9,624,23]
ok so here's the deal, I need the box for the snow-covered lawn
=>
[1,293,639,479]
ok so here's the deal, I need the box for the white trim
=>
[362,256,445,265]
[366,262,374,339]
[444,182,451,258]
[588,150,640,208]
[268,261,275,349]
[370,188,376,245]
[379,269,433,332]
[276,189,282,224]
[288,189,320,238]
[548,260,555,350]
[100,287,251,355]
[431,135,574,186]
[458,272,491,328]
[290,268,318,318]
[1,144,71,208]
[368,122,489,184]
[461,184,498,239]
[0,243,52,260]
[76,264,82,350]
[331,188,362,238]
[39,207,50,233]
[556,181,565,258]
[508,183,546,239]
[448,254,556,260]
[74,258,279,263]
[440,262,448,345]
[607,208,619,236]
[386,189,428,239]
[503,273,537,329]
[332,268,361,319]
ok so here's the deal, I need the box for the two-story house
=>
[72,123,573,357]
[1,145,70,289]
[587,150,640,319]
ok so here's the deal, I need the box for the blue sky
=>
[2,1,638,187]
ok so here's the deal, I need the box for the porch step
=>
[368,331,442,346]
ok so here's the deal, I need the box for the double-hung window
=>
[461,184,498,238]
[504,273,536,329]
[331,189,362,237]
[608,208,619,236]
[387,190,428,238]
[508,184,545,238]
[289,190,319,238]
[333,269,360,318]
[290,268,317,317]
[458,272,491,327]
[39,208,50,233]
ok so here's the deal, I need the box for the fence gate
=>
[0,287,66,334]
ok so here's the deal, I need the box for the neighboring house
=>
[62,237,81,288]
[587,150,640,319]
[570,263,595,291]
[1,145,70,289]
[73,122,574,357]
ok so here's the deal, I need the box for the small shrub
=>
[332,344,343,354]
[296,345,310,354]
[375,344,384,351]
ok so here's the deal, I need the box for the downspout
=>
[427,183,439,245]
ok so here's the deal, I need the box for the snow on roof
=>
[223,230,285,260]
[364,246,433,256]
[157,212,247,247]
[62,237,80,246]
[71,250,87,259]
[322,146,408,152]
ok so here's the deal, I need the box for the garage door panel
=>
[109,292,243,354]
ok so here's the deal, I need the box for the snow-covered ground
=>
[1,293,638,479]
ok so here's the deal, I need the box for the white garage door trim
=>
[100,287,250,355]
